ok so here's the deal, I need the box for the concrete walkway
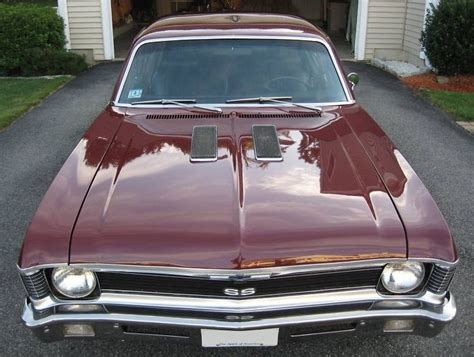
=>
[458,121,474,134]
[0,62,472,356]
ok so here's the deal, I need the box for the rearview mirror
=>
[347,72,360,89]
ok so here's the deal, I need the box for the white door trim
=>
[100,0,115,60]
[57,0,71,50]
[354,0,368,60]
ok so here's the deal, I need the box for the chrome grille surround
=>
[427,264,456,294]
[17,258,458,301]
[95,267,383,298]
[20,270,50,300]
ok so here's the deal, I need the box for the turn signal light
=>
[383,320,414,332]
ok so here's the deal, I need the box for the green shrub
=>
[0,3,88,76]
[0,0,56,5]
[421,0,474,75]
[22,48,89,76]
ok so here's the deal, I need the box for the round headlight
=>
[51,267,97,298]
[381,262,425,294]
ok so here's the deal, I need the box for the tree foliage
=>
[421,0,474,75]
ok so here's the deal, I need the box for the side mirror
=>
[347,72,360,89]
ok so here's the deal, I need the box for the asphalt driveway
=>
[0,62,472,356]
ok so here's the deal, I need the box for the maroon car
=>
[18,13,457,346]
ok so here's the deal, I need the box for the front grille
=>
[20,271,50,299]
[427,265,456,294]
[123,325,190,338]
[121,323,358,341]
[97,268,382,298]
[290,322,357,337]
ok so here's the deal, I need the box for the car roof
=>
[135,13,328,43]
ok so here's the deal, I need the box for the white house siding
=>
[67,0,105,61]
[364,0,429,66]
[365,0,407,60]
[62,0,429,65]
[403,0,426,65]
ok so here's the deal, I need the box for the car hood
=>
[70,107,406,269]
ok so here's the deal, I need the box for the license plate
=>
[201,328,279,347]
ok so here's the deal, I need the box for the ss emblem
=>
[223,288,256,296]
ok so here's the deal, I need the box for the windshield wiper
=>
[226,96,322,113]
[131,99,223,114]
[131,99,196,105]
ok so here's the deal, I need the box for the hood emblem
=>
[223,288,256,296]
[225,315,255,321]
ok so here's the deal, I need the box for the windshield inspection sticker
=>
[128,89,143,99]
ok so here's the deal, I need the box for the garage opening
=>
[110,0,358,60]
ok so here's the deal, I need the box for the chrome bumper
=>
[22,289,456,342]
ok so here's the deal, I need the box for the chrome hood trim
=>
[18,257,458,276]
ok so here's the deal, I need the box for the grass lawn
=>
[0,0,56,5]
[422,90,474,122]
[0,76,71,130]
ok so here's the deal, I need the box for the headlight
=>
[381,262,425,294]
[51,267,97,298]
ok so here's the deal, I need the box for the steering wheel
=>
[264,76,311,92]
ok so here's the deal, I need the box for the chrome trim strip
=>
[23,269,41,276]
[102,290,375,313]
[17,257,459,276]
[116,101,355,109]
[188,158,219,163]
[209,273,272,281]
[113,35,354,107]
[18,263,67,275]
[44,260,392,276]
[30,289,447,312]
[22,293,456,330]
[411,257,459,268]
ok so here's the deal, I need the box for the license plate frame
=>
[201,328,279,347]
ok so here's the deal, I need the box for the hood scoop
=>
[189,124,283,163]
[190,125,218,162]
[252,125,283,162]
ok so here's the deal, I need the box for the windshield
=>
[118,39,347,105]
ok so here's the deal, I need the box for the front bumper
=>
[22,289,456,343]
